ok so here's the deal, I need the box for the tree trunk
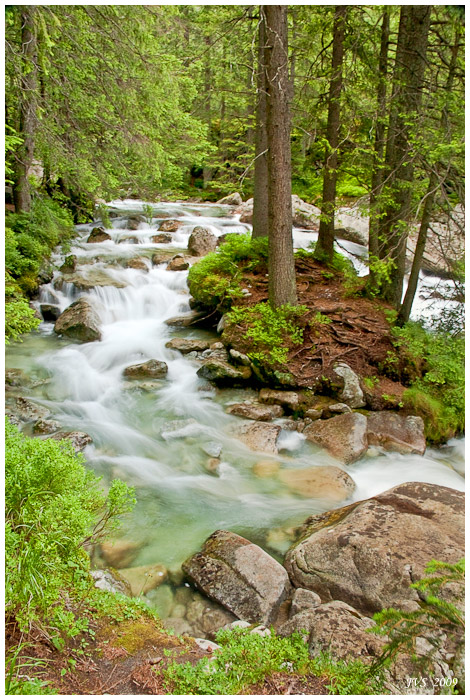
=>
[377,6,431,307]
[252,10,269,239]
[314,6,346,263]
[263,5,297,307]
[13,6,38,213]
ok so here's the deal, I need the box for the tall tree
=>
[376,5,431,306]
[314,6,347,263]
[252,9,269,239]
[263,5,297,307]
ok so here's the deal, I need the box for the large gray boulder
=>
[279,465,356,503]
[182,530,291,625]
[54,298,102,342]
[232,421,282,454]
[291,195,321,229]
[188,226,218,256]
[284,482,464,616]
[333,362,365,408]
[367,412,426,455]
[303,413,368,464]
[216,192,243,206]
[123,359,168,379]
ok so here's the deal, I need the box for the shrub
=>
[5,272,40,343]
[226,302,308,366]
[5,418,135,633]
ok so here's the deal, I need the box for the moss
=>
[97,617,179,655]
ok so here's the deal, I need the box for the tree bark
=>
[314,6,346,263]
[13,6,38,213]
[263,5,297,307]
[252,9,269,239]
[377,6,431,307]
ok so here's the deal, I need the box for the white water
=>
[6,200,464,588]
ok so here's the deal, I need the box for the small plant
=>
[312,311,332,325]
[363,375,379,389]
[142,203,154,225]
[96,203,111,228]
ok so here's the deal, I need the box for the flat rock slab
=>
[258,388,303,412]
[56,271,127,290]
[367,412,426,455]
[123,359,168,379]
[303,412,368,464]
[54,298,102,342]
[279,466,356,503]
[182,530,291,625]
[284,482,465,616]
[165,311,206,327]
[232,421,282,454]
[226,402,284,421]
[165,338,211,354]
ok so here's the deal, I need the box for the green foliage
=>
[5,272,41,343]
[370,560,464,682]
[5,418,135,632]
[226,302,307,367]
[96,203,111,228]
[163,627,385,695]
[188,233,268,311]
[5,645,58,695]
[391,322,464,443]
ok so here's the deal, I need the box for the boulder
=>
[232,421,281,454]
[291,195,321,229]
[119,563,168,597]
[284,482,465,615]
[161,419,203,441]
[127,214,145,230]
[165,338,211,354]
[333,362,365,408]
[118,236,138,244]
[166,255,189,271]
[91,569,132,597]
[258,388,303,412]
[216,192,243,206]
[279,466,356,502]
[234,198,254,224]
[87,226,111,243]
[32,418,62,435]
[159,219,180,233]
[11,397,50,423]
[54,298,102,343]
[125,257,148,271]
[123,359,168,379]
[40,304,61,322]
[188,227,218,256]
[151,233,172,244]
[60,255,77,273]
[197,359,252,385]
[48,431,93,452]
[182,530,291,625]
[165,310,206,327]
[290,588,322,617]
[334,227,368,246]
[56,270,127,290]
[327,402,352,413]
[226,402,284,421]
[229,349,251,366]
[335,205,370,246]
[152,252,174,266]
[100,540,140,569]
[303,413,368,464]
[367,412,426,455]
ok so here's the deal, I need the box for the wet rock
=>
[123,359,168,379]
[290,588,322,617]
[279,466,356,502]
[186,593,237,638]
[11,397,50,423]
[217,315,226,333]
[188,227,218,256]
[202,442,223,458]
[161,418,202,440]
[232,421,281,454]
[234,198,254,224]
[159,219,180,233]
[165,310,206,327]
[56,270,127,290]
[49,431,93,452]
[127,214,145,230]
[303,413,368,464]
[146,584,174,618]
[125,257,148,271]
[162,618,193,636]
[150,232,172,244]
[119,563,168,597]
[226,402,284,421]
[87,226,112,243]
[284,482,464,616]
[54,298,102,343]
[32,418,62,435]
[100,539,141,569]
[334,227,368,246]
[152,252,174,266]
[304,408,322,420]
[205,458,221,474]
[91,569,132,597]
[166,255,190,271]
[197,359,252,385]
[165,338,211,354]
[258,388,303,412]
[40,304,62,322]
[216,192,243,206]
[367,412,426,455]
[118,235,138,244]
[229,349,251,366]
[335,205,370,246]
[333,362,366,408]
[60,255,77,274]
[327,402,352,413]
[5,369,29,387]
[182,530,291,625]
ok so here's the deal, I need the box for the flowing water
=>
[5,199,464,622]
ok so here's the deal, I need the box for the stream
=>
[5,199,465,629]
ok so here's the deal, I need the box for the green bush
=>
[5,419,135,632]
[391,322,464,443]
[163,627,385,695]
[187,233,268,311]
[225,302,308,366]
[5,272,40,343]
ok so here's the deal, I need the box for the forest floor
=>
[6,616,329,695]
[223,255,407,406]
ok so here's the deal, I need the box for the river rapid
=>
[5,199,464,622]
